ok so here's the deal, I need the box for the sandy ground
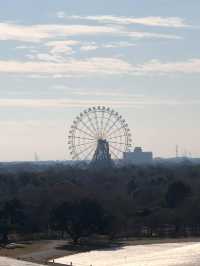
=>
[0,238,200,265]
[54,242,200,266]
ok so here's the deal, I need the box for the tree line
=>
[0,162,200,244]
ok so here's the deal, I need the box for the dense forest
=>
[0,162,200,244]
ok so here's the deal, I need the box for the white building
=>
[123,147,153,165]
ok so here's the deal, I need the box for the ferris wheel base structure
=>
[90,139,114,169]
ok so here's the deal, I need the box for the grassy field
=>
[0,240,73,264]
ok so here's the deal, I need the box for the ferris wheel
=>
[68,106,132,161]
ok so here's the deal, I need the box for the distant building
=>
[123,147,153,165]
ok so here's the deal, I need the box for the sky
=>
[0,0,200,161]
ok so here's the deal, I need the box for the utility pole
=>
[176,145,179,158]
[34,152,39,162]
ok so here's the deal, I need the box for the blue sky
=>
[0,0,200,161]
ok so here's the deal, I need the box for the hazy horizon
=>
[1,0,200,161]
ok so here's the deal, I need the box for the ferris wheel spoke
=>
[75,142,97,159]
[100,109,105,137]
[102,111,113,137]
[83,145,96,161]
[107,125,126,138]
[73,140,97,148]
[109,143,124,154]
[93,110,100,136]
[109,149,120,160]
[108,140,126,145]
[70,136,95,141]
[79,119,96,137]
[104,116,121,137]
[107,134,126,140]
[85,112,98,136]
[74,127,95,139]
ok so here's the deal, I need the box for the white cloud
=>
[0,23,120,42]
[52,46,74,55]
[46,40,134,55]
[0,22,180,43]
[16,45,35,50]
[46,40,79,47]
[26,53,64,63]
[0,58,200,77]
[25,74,50,79]
[71,90,143,98]
[103,41,136,48]
[136,59,200,75]
[46,40,79,55]
[80,42,136,51]
[0,98,136,108]
[0,57,133,76]
[0,23,48,42]
[80,45,99,51]
[56,11,65,19]
[0,97,199,109]
[127,31,181,40]
[69,15,189,28]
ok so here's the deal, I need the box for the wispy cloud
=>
[0,97,199,109]
[0,23,48,42]
[70,89,144,98]
[66,15,189,28]
[0,23,120,42]
[56,11,65,19]
[26,53,65,63]
[16,45,35,50]
[80,45,99,51]
[46,40,79,55]
[136,59,200,75]
[127,31,181,40]
[0,22,180,43]
[0,58,200,77]
[0,58,133,76]
[102,41,136,48]
[0,98,137,108]
[79,41,136,52]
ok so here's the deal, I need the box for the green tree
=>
[0,199,24,243]
[51,199,107,243]
[165,181,191,208]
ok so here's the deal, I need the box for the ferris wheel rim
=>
[68,106,132,160]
